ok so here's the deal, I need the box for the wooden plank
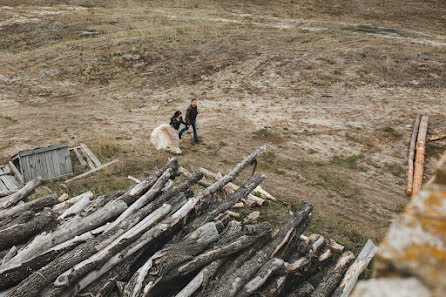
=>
[0,175,18,191]
[0,167,4,175]
[30,154,43,180]
[64,159,118,183]
[73,148,87,167]
[38,152,50,180]
[69,146,81,151]
[6,175,20,189]
[59,147,73,176]
[50,150,61,179]
[0,179,8,192]
[18,143,69,158]
[0,189,17,197]
[80,143,102,167]
[1,165,11,175]
[82,150,96,170]
[44,150,56,180]
[8,161,24,185]
[20,156,33,183]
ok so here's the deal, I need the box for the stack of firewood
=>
[0,145,374,297]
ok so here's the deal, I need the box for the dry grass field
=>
[0,0,445,254]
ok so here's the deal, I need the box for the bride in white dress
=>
[150,111,187,155]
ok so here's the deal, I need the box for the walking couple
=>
[150,99,199,154]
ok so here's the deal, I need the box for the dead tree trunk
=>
[206,203,313,297]
[3,200,127,270]
[47,202,179,296]
[259,274,287,297]
[331,239,377,297]
[407,114,422,196]
[175,258,225,297]
[79,191,124,217]
[183,173,267,234]
[310,251,355,297]
[54,146,267,297]
[52,191,93,213]
[117,158,178,205]
[104,168,175,232]
[199,167,264,206]
[0,208,56,250]
[122,222,221,297]
[412,115,429,196]
[168,222,272,281]
[0,177,43,210]
[5,171,201,297]
[0,194,58,226]
[289,281,315,297]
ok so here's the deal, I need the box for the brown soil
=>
[1,0,445,252]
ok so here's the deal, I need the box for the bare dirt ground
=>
[0,0,445,252]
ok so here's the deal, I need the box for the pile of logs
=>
[0,145,374,297]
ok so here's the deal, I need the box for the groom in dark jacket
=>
[179,99,199,142]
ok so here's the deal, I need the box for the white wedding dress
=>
[150,124,182,154]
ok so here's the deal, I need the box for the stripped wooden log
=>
[412,115,429,196]
[243,258,286,294]
[64,160,118,183]
[51,146,266,297]
[0,247,17,267]
[244,211,260,224]
[332,239,377,297]
[0,193,58,225]
[175,259,225,297]
[258,274,287,297]
[57,193,69,202]
[0,221,106,289]
[117,158,178,205]
[206,203,312,297]
[226,210,240,218]
[232,202,244,208]
[289,282,315,297]
[429,134,446,142]
[327,238,344,253]
[199,167,265,206]
[57,194,91,221]
[52,191,93,213]
[104,168,174,232]
[4,190,186,297]
[0,208,56,250]
[127,175,141,184]
[0,190,16,198]
[253,185,277,201]
[179,167,213,188]
[169,223,272,281]
[0,177,43,210]
[3,200,127,270]
[49,203,177,294]
[7,171,200,295]
[183,173,266,235]
[80,191,124,217]
[407,114,422,196]
[123,222,221,297]
[310,251,356,297]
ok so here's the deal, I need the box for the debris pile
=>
[0,146,373,297]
